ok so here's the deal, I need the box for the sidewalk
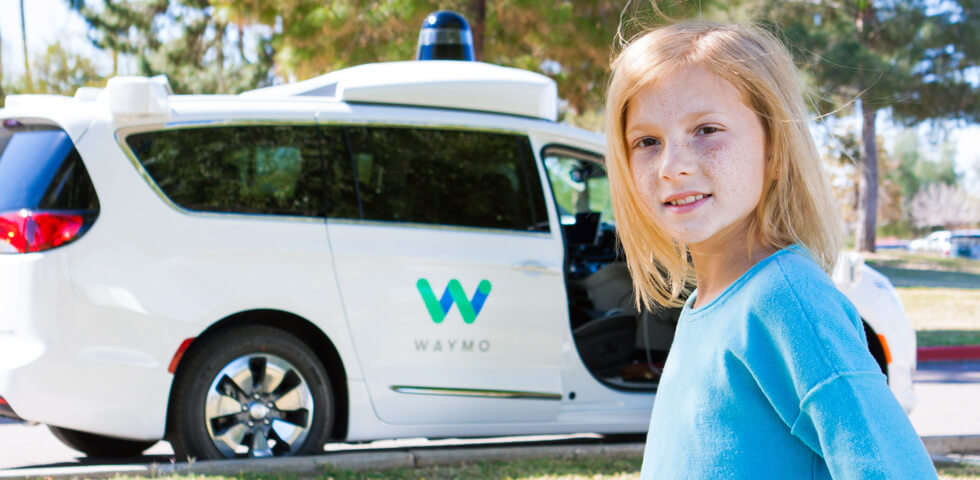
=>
[909,360,980,438]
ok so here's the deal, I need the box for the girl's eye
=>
[697,126,720,135]
[634,137,660,149]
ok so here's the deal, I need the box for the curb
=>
[922,435,980,456]
[918,345,980,363]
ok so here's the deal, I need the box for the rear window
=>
[0,121,98,212]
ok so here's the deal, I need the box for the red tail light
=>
[0,210,84,253]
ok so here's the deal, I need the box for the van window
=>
[0,124,97,212]
[126,125,358,218]
[542,149,612,225]
[346,127,549,232]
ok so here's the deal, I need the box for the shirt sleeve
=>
[742,256,937,479]
[790,371,938,480]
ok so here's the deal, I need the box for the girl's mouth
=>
[664,193,712,212]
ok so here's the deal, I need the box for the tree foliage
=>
[748,0,980,250]
[67,0,275,93]
[24,42,103,95]
[211,0,633,116]
[2,42,103,98]
[889,131,959,201]
[908,182,979,229]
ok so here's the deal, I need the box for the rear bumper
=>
[888,359,918,414]
[0,253,173,441]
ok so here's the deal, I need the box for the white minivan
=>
[0,59,917,460]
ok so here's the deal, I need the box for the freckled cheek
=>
[699,143,761,202]
[630,160,662,209]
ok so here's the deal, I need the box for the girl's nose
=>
[658,141,695,180]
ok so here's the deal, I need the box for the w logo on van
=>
[416,279,492,324]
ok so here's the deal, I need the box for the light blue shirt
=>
[640,246,936,479]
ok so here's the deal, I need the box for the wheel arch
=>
[165,309,349,443]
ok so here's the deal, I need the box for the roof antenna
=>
[416,11,475,61]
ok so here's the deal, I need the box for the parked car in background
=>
[909,230,952,255]
[0,51,920,462]
[949,230,980,259]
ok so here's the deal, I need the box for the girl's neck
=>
[688,223,776,309]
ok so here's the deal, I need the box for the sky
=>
[2,0,979,182]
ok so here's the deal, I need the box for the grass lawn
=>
[99,457,979,479]
[321,456,643,479]
[895,288,980,347]
[864,251,980,347]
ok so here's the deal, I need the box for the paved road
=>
[1,361,977,471]
[908,360,980,437]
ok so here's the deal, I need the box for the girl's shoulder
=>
[746,245,843,309]
[732,247,880,393]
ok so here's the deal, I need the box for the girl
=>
[605,22,937,479]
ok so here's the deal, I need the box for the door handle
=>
[512,261,558,276]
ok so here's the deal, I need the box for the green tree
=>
[67,0,275,94]
[754,0,980,251]
[28,42,103,95]
[1,42,103,96]
[211,0,721,122]
[889,131,959,202]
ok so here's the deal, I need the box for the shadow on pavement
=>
[1,434,643,470]
[866,263,980,289]
[5,454,176,470]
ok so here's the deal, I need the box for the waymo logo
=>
[416,278,492,324]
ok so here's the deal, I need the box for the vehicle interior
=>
[542,146,682,392]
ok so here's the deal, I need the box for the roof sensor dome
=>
[416,11,475,61]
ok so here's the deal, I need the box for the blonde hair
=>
[605,21,842,309]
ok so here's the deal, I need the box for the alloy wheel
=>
[203,354,315,458]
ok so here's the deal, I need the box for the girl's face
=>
[625,65,767,249]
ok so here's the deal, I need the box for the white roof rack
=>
[242,61,558,121]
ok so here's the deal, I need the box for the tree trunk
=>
[468,0,486,61]
[856,102,879,252]
[19,0,32,91]
[1,22,6,107]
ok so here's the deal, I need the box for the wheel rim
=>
[204,353,315,458]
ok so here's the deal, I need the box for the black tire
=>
[48,425,157,458]
[167,325,334,460]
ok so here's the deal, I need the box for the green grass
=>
[91,457,980,479]
[939,463,980,480]
[864,251,980,276]
[861,251,980,347]
[893,287,980,347]
[321,456,643,479]
[918,330,980,347]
